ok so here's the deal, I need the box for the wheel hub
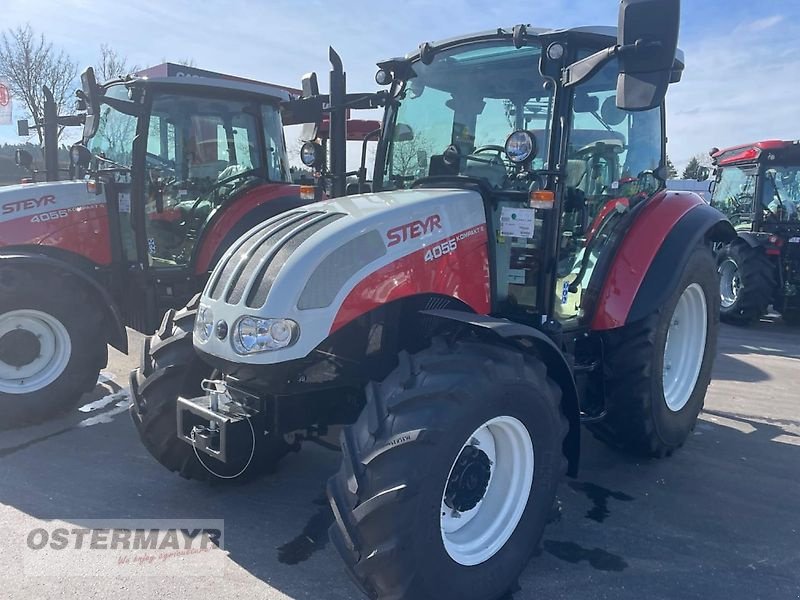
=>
[444,445,492,513]
[0,328,41,367]
[0,309,72,394]
[719,259,740,309]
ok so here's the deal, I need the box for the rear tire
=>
[0,266,107,429]
[130,295,291,482]
[588,244,719,457]
[327,337,568,600]
[717,242,775,324]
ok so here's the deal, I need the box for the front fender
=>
[421,309,581,477]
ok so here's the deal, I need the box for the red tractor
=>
[132,1,734,598]
[710,140,800,324]
[0,62,376,427]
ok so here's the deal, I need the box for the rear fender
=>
[422,309,581,477]
[0,252,127,352]
[592,192,734,330]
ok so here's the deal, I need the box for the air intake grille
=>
[207,210,345,307]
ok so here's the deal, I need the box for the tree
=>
[666,155,678,179]
[97,44,140,81]
[0,24,78,142]
[682,156,702,180]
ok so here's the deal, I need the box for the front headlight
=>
[194,304,214,343]
[233,316,299,354]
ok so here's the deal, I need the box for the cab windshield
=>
[384,42,552,190]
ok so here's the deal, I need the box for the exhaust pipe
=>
[329,47,347,198]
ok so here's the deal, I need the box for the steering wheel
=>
[470,145,512,166]
[728,193,753,211]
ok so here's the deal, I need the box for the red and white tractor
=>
[131,1,734,598]
[0,62,377,427]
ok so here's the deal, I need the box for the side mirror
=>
[15,149,33,171]
[696,166,710,182]
[301,72,319,98]
[69,144,92,179]
[616,0,681,111]
[17,120,30,137]
[80,67,101,141]
[395,123,414,142]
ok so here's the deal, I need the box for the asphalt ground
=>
[0,317,798,600]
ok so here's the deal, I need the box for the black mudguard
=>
[421,309,581,477]
[627,204,736,324]
[0,252,128,353]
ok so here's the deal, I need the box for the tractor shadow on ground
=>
[711,352,771,383]
[518,412,800,600]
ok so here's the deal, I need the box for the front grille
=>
[207,210,345,308]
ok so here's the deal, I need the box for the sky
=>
[2,0,800,173]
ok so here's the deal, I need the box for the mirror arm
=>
[562,46,618,88]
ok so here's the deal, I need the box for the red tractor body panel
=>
[590,190,706,330]
[331,223,490,332]
[0,181,112,265]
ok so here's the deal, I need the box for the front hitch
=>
[176,379,260,464]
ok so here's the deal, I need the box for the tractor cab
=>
[710,140,800,323]
[73,64,311,330]
[370,21,681,327]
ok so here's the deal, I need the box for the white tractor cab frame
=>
[131,2,734,599]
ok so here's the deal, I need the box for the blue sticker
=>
[147,238,157,256]
[561,281,570,304]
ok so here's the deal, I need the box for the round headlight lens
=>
[194,305,214,343]
[300,142,320,168]
[504,130,537,165]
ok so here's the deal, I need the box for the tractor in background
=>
[0,61,378,427]
[710,140,800,324]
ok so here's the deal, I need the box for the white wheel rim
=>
[440,416,534,566]
[0,309,72,394]
[718,259,740,309]
[662,283,708,412]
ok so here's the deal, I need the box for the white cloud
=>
[737,14,784,33]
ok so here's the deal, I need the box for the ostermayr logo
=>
[20,519,226,577]
[26,526,222,551]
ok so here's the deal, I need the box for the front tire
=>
[130,296,291,482]
[717,242,775,324]
[0,267,107,429]
[588,244,719,457]
[327,337,568,600]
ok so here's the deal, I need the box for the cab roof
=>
[712,140,800,166]
[403,25,685,69]
[118,62,301,102]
